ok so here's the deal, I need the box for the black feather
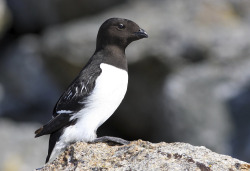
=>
[35,114,72,137]
[53,60,102,117]
[45,119,77,163]
[45,128,64,163]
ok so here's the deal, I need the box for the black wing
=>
[53,66,102,117]
[35,65,102,137]
[35,113,75,137]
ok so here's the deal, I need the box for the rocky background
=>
[1,0,250,170]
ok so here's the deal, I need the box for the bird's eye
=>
[118,23,125,29]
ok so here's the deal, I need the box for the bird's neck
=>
[94,45,128,71]
[96,44,125,55]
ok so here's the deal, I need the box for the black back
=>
[53,57,102,117]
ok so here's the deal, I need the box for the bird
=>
[34,17,148,163]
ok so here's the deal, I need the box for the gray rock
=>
[37,140,250,171]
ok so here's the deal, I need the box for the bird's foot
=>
[35,167,43,170]
[92,136,130,145]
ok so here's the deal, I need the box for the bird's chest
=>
[89,63,128,117]
[93,63,128,104]
[74,63,128,137]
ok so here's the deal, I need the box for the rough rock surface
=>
[38,140,250,171]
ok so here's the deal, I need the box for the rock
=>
[37,140,250,171]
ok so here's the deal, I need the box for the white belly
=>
[63,63,128,142]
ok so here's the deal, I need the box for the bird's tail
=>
[45,128,65,163]
[34,114,73,138]
[35,127,44,138]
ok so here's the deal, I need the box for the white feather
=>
[56,110,73,114]
[49,63,128,162]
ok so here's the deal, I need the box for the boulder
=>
[37,140,250,171]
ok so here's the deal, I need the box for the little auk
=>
[35,18,148,163]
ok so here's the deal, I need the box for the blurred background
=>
[1,0,250,170]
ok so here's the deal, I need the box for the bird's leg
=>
[92,136,130,145]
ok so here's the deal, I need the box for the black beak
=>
[134,28,148,38]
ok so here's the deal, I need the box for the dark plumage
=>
[35,18,148,163]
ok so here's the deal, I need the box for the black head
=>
[96,18,148,51]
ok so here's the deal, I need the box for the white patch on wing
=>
[66,91,72,100]
[56,110,73,114]
[48,63,128,162]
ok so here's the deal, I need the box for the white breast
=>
[64,63,128,142]
[49,63,128,162]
